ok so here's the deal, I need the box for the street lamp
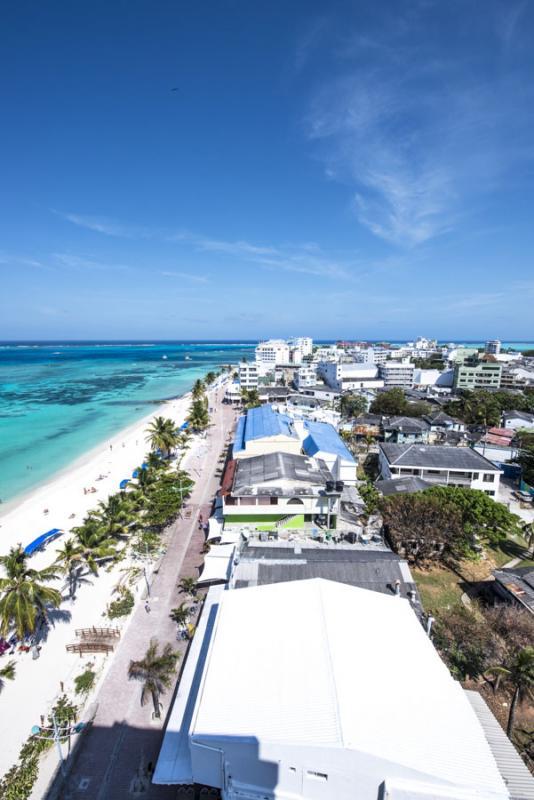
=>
[31,716,86,777]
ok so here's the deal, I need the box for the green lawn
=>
[486,533,530,568]
[412,566,464,614]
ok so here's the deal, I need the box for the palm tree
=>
[95,494,137,539]
[192,379,205,400]
[187,399,209,431]
[145,416,178,457]
[489,646,534,736]
[0,546,62,638]
[128,639,180,719]
[55,539,84,599]
[178,576,197,598]
[204,371,216,386]
[72,519,118,576]
[0,660,15,693]
[169,604,191,627]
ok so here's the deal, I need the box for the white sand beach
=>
[0,381,226,777]
[0,392,194,558]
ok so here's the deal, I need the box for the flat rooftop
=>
[380,442,501,471]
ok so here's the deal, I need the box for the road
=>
[56,394,237,800]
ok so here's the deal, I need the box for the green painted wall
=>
[224,514,285,524]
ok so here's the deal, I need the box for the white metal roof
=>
[191,579,509,799]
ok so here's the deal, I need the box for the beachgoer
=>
[110,444,113,451]
[198,513,203,530]
[43,508,49,515]
[69,513,75,519]
[144,599,151,613]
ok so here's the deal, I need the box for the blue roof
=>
[233,405,297,454]
[302,421,356,463]
[24,528,63,556]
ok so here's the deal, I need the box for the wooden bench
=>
[66,642,115,657]
[75,626,121,640]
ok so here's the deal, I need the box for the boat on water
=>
[162,355,168,360]
[185,355,191,360]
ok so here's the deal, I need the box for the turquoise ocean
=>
[0,341,255,505]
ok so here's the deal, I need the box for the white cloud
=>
[303,4,534,247]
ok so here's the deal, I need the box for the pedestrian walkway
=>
[57,396,237,800]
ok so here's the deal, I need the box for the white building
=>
[287,336,313,357]
[379,360,415,389]
[379,443,502,496]
[502,410,534,431]
[239,361,260,388]
[255,339,290,365]
[485,339,501,355]
[412,368,454,389]
[318,362,384,391]
[313,345,341,362]
[294,364,317,389]
[154,578,517,800]
[353,347,390,365]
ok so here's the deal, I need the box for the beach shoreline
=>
[0,382,212,556]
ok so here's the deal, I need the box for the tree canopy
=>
[381,486,521,564]
[339,393,367,418]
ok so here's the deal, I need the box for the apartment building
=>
[353,347,390,365]
[294,364,317,389]
[453,362,502,390]
[287,336,313,357]
[238,361,260,388]
[255,339,290,365]
[485,339,501,355]
[379,360,415,389]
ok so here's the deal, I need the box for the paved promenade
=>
[59,395,237,799]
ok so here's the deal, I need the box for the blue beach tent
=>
[180,422,189,431]
[24,528,63,556]
[119,479,130,490]
[132,469,139,478]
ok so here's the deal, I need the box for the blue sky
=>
[1,0,534,340]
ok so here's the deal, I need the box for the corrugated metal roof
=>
[465,690,534,800]
[233,405,298,454]
[380,442,502,471]
[302,420,356,463]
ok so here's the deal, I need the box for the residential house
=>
[503,410,534,431]
[473,428,519,464]
[375,475,434,496]
[382,416,430,444]
[379,443,502,495]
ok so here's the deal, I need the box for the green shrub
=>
[74,668,96,696]
[107,587,134,619]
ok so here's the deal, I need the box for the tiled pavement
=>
[58,398,237,800]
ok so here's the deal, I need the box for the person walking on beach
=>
[144,599,151,613]
[198,513,203,530]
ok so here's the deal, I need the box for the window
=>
[472,472,479,480]
[307,771,328,782]
[483,474,495,483]
[485,490,495,496]
[269,497,278,505]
